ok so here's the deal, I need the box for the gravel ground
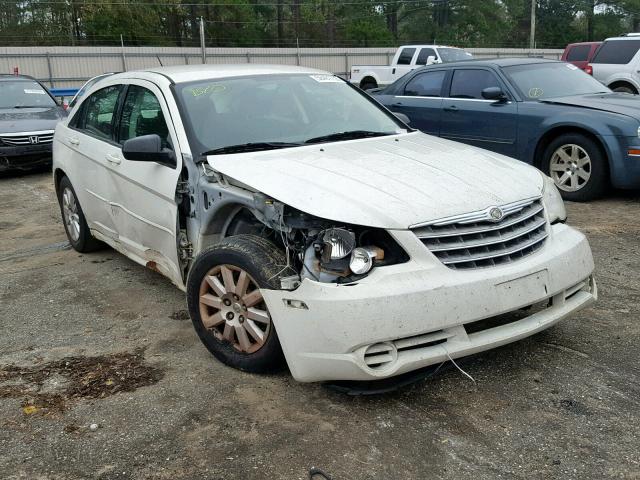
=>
[0,171,639,480]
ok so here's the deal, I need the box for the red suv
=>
[562,42,602,71]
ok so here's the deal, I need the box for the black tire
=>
[542,133,608,202]
[186,235,293,374]
[360,80,377,91]
[57,176,103,252]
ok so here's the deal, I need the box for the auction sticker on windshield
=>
[24,89,46,94]
[309,74,342,83]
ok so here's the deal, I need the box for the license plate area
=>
[495,269,549,310]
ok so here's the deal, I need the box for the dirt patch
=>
[0,350,163,415]
[169,310,190,321]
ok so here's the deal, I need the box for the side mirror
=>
[393,112,411,124]
[426,55,437,65]
[122,134,176,168]
[482,87,508,102]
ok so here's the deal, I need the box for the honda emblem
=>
[29,136,39,144]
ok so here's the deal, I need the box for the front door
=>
[439,68,518,157]
[105,81,184,287]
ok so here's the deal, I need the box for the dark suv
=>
[0,75,67,171]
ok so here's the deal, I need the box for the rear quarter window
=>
[566,45,591,62]
[397,48,416,65]
[592,40,640,64]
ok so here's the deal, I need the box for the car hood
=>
[540,93,640,120]
[207,132,544,229]
[0,106,65,134]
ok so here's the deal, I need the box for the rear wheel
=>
[360,79,378,91]
[543,133,608,201]
[611,83,637,94]
[186,235,291,373]
[57,176,103,252]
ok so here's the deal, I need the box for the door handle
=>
[393,101,403,106]
[105,153,121,165]
[67,137,80,146]
[444,105,459,112]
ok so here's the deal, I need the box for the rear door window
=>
[77,85,122,141]
[449,69,501,99]
[404,71,446,97]
[566,45,591,62]
[592,40,640,64]
[397,48,417,65]
[416,48,437,65]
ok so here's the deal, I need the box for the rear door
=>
[106,80,184,286]
[392,47,418,81]
[388,69,447,135]
[439,68,518,157]
[61,84,125,239]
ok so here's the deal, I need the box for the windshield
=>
[0,80,56,108]
[439,48,473,62]
[502,62,610,100]
[175,74,404,154]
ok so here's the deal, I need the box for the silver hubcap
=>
[549,144,591,192]
[62,187,81,242]
[198,265,271,354]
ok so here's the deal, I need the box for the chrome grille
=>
[413,198,548,270]
[0,131,54,146]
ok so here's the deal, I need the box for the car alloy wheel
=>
[198,264,271,354]
[62,187,81,242]
[549,143,591,192]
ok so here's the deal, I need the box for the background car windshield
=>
[0,80,56,108]
[503,63,609,100]
[438,48,473,62]
[175,74,402,153]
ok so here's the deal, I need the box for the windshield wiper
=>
[13,105,47,108]
[304,130,393,145]
[202,142,303,156]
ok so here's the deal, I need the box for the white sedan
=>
[52,65,596,383]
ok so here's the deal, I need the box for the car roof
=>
[604,35,640,41]
[419,57,561,69]
[120,64,328,84]
[565,41,601,47]
[0,74,39,82]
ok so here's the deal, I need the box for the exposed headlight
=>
[320,228,355,262]
[542,174,567,223]
[349,247,382,275]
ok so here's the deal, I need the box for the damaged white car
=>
[53,65,597,383]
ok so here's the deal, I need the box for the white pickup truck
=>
[350,45,473,90]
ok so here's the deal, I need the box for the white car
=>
[588,34,640,93]
[53,65,596,383]
[350,45,473,90]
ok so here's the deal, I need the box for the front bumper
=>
[0,144,52,171]
[263,224,596,382]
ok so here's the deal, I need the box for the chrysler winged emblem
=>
[489,206,504,221]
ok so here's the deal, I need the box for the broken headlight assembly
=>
[301,226,409,283]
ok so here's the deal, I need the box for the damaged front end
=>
[190,164,409,290]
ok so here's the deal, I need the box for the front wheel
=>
[186,235,292,373]
[543,133,608,201]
